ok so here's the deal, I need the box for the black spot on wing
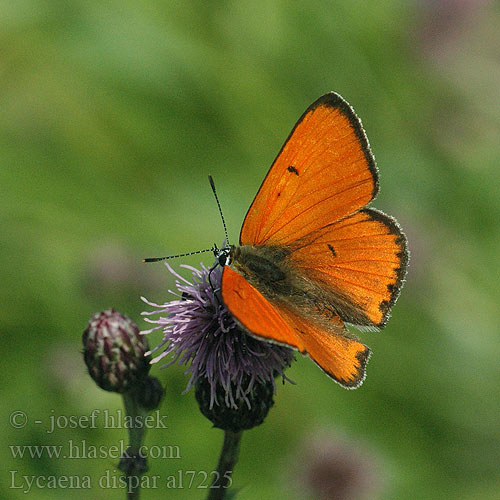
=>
[379,300,390,316]
[327,244,337,257]
[287,165,299,175]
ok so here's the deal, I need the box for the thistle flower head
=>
[141,263,295,413]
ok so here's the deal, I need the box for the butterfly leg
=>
[208,262,224,308]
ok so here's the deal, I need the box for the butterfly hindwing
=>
[240,92,378,247]
[221,266,370,388]
[285,207,408,328]
[275,304,371,389]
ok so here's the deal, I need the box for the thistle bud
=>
[83,309,150,393]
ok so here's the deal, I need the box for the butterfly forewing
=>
[240,93,378,246]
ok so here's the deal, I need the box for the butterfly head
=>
[213,242,234,267]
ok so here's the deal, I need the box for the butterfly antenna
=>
[142,248,214,263]
[208,174,230,245]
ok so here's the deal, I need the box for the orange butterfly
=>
[217,92,408,388]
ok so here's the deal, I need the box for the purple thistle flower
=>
[141,263,295,410]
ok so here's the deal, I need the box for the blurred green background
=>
[2,1,499,499]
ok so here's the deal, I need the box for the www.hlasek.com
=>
[9,439,181,460]
[10,469,233,493]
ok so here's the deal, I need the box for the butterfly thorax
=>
[230,245,290,296]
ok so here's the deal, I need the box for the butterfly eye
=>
[215,246,232,267]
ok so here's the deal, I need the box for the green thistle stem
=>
[123,391,148,451]
[120,390,149,500]
[207,430,243,500]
